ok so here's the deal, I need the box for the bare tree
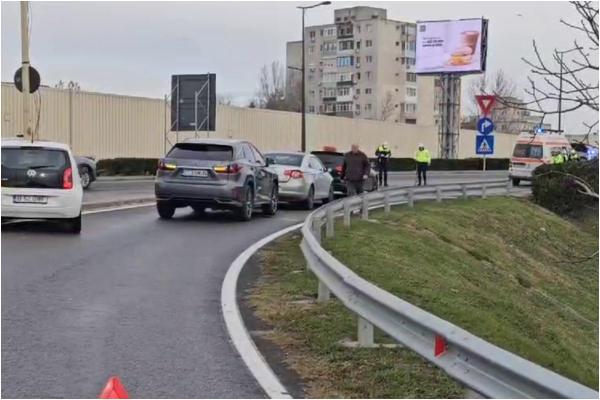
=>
[54,80,81,91]
[467,69,517,114]
[255,60,301,112]
[217,95,233,106]
[499,1,598,137]
[380,91,396,121]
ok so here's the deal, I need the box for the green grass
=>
[322,197,598,389]
[249,233,465,398]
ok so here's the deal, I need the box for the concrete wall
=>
[2,83,517,159]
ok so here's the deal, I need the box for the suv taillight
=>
[284,170,304,179]
[158,160,176,171]
[214,163,242,174]
[63,167,73,189]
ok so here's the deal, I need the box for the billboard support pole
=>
[438,74,460,159]
[206,72,210,139]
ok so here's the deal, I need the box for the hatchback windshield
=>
[168,143,233,161]
[266,153,303,167]
[513,144,543,159]
[1,147,71,188]
[312,152,344,167]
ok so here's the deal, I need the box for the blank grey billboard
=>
[171,74,216,131]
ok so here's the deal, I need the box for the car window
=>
[250,144,265,165]
[1,147,71,189]
[309,157,325,170]
[167,143,233,161]
[512,144,543,159]
[242,144,256,163]
[312,152,344,168]
[266,153,303,167]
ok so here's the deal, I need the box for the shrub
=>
[532,159,599,216]
[97,158,159,176]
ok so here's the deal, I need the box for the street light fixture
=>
[298,1,331,152]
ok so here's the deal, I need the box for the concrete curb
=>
[96,176,155,182]
[221,223,303,399]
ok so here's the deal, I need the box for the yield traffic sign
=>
[477,117,495,135]
[475,95,496,116]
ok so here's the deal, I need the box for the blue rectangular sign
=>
[476,135,494,155]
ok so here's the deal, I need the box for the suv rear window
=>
[168,143,233,161]
[513,144,543,159]
[1,147,71,189]
[312,152,344,167]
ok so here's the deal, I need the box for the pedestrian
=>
[551,149,565,164]
[341,144,370,196]
[414,143,431,186]
[375,141,392,187]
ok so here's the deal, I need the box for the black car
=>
[155,139,278,221]
[312,150,378,195]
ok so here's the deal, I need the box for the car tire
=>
[157,201,175,219]
[322,185,334,204]
[67,213,82,234]
[80,166,91,190]
[304,186,315,210]
[262,184,278,216]
[236,185,254,221]
[512,178,520,187]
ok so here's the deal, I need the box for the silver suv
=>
[155,139,278,221]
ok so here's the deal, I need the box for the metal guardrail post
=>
[506,180,512,194]
[407,189,414,208]
[482,185,487,199]
[317,280,330,302]
[384,192,391,213]
[436,187,442,203]
[312,219,321,243]
[361,196,369,220]
[461,184,468,199]
[357,316,374,347]
[326,207,334,238]
[343,201,351,227]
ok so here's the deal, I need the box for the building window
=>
[402,41,405,50]
[356,56,360,64]
[338,73,353,82]
[407,72,417,82]
[407,57,415,65]
[366,55,373,63]
[408,40,416,51]
[407,25,416,35]
[308,45,314,54]
[336,102,352,112]
[405,103,417,113]
[407,87,417,97]
[365,88,372,94]
[405,118,417,124]
[401,57,405,65]
[337,56,354,67]
[309,31,316,41]
[339,40,354,50]
[338,87,350,96]
[366,24,373,32]
[365,103,372,111]
[366,40,373,47]
[357,24,361,33]
[356,40,361,49]
[401,25,406,34]
[366,71,372,79]
[396,25,400,31]
[308,106,315,113]
[356,72,361,80]
[356,88,360,95]
[355,103,361,111]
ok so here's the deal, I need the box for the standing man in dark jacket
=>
[342,144,371,196]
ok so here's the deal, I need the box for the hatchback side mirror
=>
[265,157,276,166]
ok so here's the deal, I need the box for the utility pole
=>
[558,52,563,133]
[20,1,33,141]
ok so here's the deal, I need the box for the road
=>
[2,171,525,398]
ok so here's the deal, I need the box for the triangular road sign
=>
[475,95,496,116]
[479,138,491,152]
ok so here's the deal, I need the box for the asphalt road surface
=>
[2,171,525,398]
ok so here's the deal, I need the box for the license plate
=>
[181,169,209,178]
[13,195,48,204]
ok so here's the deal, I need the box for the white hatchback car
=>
[1,138,83,233]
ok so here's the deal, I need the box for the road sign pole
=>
[20,1,32,141]
[483,154,486,172]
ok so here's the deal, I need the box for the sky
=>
[1,1,597,132]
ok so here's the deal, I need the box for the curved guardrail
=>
[300,180,598,399]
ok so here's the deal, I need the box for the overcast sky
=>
[1,1,597,132]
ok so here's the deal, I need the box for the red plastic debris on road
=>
[99,376,129,399]
[434,334,447,357]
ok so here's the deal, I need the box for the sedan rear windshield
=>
[1,147,71,189]
[312,152,344,167]
[167,143,233,161]
[266,153,303,167]
[513,144,543,159]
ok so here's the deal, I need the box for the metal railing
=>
[300,180,598,399]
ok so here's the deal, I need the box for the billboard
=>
[416,18,488,75]
[171,74,216,131]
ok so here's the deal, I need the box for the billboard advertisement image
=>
[416,18,487,75]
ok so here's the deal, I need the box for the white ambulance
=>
[509,132,571,186]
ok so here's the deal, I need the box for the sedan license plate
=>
[13,195,48,204]
[181,169,209,178]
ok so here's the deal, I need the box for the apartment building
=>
[286,6,440,125]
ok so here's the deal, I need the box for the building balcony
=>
[322,95,337,101]
[336,80,354,86]
[336,94,353,102]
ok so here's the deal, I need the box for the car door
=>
[309,156,329,198]
[247,143,271,202]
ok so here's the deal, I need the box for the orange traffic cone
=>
[99,376,129,399]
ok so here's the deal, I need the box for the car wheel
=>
[157,201,175,219]
[322,185,334,204]
[304,186,315,210]
[236,185,254,221]
[262,184,278,216]
[80,167,91,190]
[67,213,82,234]
[512,178,520,187]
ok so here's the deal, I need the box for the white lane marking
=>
[221,223,302,399]
[82,202,155,215]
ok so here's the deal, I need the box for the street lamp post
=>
[297,1,331,152]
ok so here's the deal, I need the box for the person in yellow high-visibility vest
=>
[414,143,431,186]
